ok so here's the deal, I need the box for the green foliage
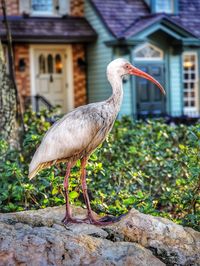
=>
[0,111,199,231]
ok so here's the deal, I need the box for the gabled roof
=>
[0,16,97,43]
[123,14,197,38]
[171,0,200,38]
[90,0,200,39]
[90,0,149,38]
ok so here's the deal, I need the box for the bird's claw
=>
[83,213,127,226]
[62,212,129,226]
[62,216,85,225]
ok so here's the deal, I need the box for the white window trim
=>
[182,51,199,115]
[134,43,164,61]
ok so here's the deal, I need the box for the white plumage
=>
[29,58,165,225]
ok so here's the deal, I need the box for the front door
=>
[136,64,166,118]
[34,48,67,112]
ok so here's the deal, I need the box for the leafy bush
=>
[0,110,199,231]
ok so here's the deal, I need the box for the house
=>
[85,0,200,118]
[1,1,200,120]
[0,0,96,113]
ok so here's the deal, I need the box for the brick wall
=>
[70,0,84,16]
[72,44,87,107]
[0,0,19,15]
[13,44,30,105]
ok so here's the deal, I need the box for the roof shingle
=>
[0,16,97,43]
[90,0,200,39]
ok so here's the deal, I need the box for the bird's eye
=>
[125,64,130,69]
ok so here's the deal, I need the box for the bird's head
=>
[107,58,166,95]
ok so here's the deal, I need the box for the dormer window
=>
[31,0,55,16]
[19,0,69,17]
[155,0,174,14]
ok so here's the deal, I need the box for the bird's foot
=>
[62,212,129,226]
[62,216,85,225]
[83,212,128,226]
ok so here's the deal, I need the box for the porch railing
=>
[25,94,53,112]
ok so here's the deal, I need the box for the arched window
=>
[47,54,54,73]
[39,54,46,74]
[55,54,63,73]
[134,43,163,60]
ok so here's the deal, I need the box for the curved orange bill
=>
[129,66,166,95]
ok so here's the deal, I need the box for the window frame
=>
[31,0,57,16]
[134,43,164,61]
[155,0,174,14]
[182,51,199,116]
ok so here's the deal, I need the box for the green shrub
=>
[0,110,199,231]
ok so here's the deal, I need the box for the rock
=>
[113,209,200,265]
[0,206,199,266]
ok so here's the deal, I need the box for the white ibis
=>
[29,58,165,225]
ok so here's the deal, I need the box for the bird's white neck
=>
[106,72,123,114]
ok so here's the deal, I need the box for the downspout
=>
[131,45,138,119]
[180,49,184,116]
[84,44,89,104]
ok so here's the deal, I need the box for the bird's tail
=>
[28,164,42,180]
[28,161,54,180]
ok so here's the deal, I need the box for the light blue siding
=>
[85,1,133,117]
[169,54,182,115]
[85,2,187,118]
[85,1,113,102]
[119,77,132,117]
[113,52,132,117]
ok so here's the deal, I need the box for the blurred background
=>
[0,0,200,120]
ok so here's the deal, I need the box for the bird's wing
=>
[29,103,107,176]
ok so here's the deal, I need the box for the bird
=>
[29,58,165,226]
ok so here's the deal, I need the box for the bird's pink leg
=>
[80,157,118,226]
[62,162,85,225]
[62,162,73,223]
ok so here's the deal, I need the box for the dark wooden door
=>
[136,64,165,118]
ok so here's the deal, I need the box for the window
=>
[31,0,54,15]
[38,53,63,74]
[155,0,174,13]
[183,52,199,115]
[134,43,163,61]
[55,54,63,73]
[47,54,54,73]
[39,55,46,74]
